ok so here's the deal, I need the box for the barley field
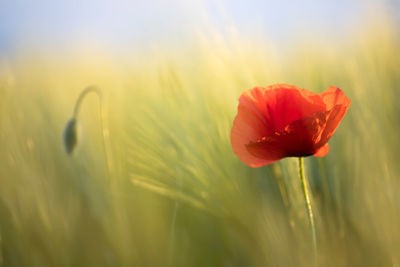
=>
[0,4,399,267]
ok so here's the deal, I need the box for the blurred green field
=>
[0,15,400,267]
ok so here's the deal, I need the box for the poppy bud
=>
[63,118,78,155]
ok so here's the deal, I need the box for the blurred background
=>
[0,0,400,266]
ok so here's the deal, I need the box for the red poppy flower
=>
[230,84,351,167]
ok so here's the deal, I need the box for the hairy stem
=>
[72,86,114,182]
[298,157,318,267]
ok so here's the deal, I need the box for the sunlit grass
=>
[0,16,399,267]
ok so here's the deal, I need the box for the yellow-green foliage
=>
[0,16,399,267]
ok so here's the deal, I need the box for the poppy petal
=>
[320,86,352,110]
[279,111,328,156]
[316,103,350,149]
[231,109,280,167]
[313,144,329,157]
[245,135,286,162]
[245,110,329,161]
[240,84,326,133]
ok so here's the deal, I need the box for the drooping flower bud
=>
[63,118,78,155]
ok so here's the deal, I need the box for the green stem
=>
[72,86,114,182]
[72,86,101,119]
[298,157,318,267]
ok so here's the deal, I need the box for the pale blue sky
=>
[0,0,395,56]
